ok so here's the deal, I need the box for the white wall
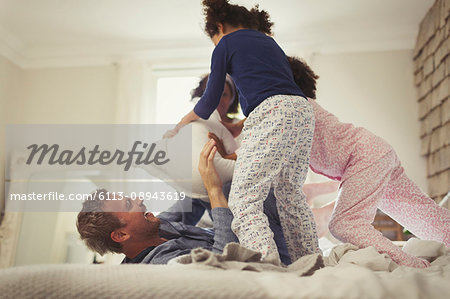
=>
[4,63,119,265]
[0,54,25,267]
[20,65,118,124]
[0,54,23,219]
[306,49,426,190]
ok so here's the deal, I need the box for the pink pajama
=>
[309,99,450,268]
[329,150,450,268]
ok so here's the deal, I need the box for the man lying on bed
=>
[76,139,293,264]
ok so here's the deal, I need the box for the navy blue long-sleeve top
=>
[194,29,305,118]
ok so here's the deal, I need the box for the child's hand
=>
[208,132,238,161]
[208,132,227,157]
[164,109,200,139]
[163,128,178,139]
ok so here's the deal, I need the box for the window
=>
[155,76,200,124]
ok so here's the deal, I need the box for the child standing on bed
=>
[165,0,319,262]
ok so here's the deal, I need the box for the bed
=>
[0,238,448,299]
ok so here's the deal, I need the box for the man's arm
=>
[198,139,238,252]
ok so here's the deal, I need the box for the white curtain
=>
[114,60,158,195]
[115,60,154,124]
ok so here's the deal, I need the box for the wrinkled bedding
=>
[0,238,448,299]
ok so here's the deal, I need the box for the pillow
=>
[137,111,237,201]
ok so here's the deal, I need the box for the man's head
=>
[77,189,161,256]
[287,56,319,100]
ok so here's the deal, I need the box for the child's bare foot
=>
[312,202,336,238]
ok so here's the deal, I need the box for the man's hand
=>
[198,139,222,192]
[198,139,228,208]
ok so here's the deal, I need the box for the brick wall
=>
[414,0,449,208]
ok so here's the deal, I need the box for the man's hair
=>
[287,56,319,99]
[191,73,239,114]
[202,0,273,37]
[76,189,125,255]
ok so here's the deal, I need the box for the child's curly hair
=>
[287,56,320,99]
[202,0,273,37]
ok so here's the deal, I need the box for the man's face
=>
[103,194,160,241]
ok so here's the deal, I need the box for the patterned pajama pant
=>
[329,150,450,268]
[228,95,320,263]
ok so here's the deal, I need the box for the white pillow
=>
[137,111,237,201]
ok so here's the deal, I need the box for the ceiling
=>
[0,0,434,68]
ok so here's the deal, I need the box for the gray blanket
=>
[172,242,324,276]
